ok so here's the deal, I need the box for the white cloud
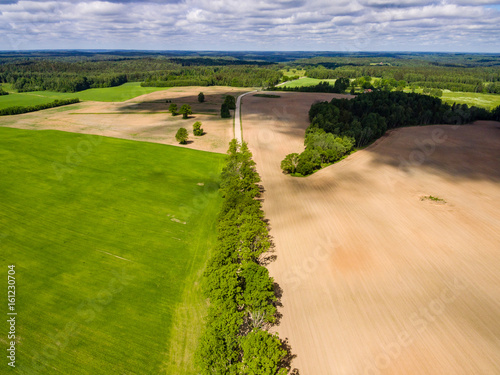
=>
[0,0,498,51]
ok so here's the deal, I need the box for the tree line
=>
[196,140,290,375]
[0,98,80,116]
[282,91,497,176]
[0,57,282,93]
[142,66,282,88]
[302,64,500,94]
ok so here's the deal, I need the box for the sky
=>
[0,0,499,52]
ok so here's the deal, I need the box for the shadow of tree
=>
[280,338,300,375]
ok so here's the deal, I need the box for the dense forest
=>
[289,58,500,94]
[282,91,496,176]
[1,51,500,94]
[304,65,500,93]
[0,55,282,92]
[197,140,290,375]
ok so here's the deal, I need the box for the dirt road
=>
[235,91,256,143]
[241,92,500,374]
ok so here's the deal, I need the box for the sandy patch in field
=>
[242,92,500,374]
[0,86,248,154]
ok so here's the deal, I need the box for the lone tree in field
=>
[175,127,189,144]
[169,103,178,116]
[193,121,204,136]
[179,104,192,119]
[224,95,236,110]
[198,92,205,103]
[221,103,231,118]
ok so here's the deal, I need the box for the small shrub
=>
[175,127,189,144]
[193,121,204,136]
[168,103,178,116]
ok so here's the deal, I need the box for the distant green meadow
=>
[0,82,170,109]
[440,91,500,110]
[0,127,224,374]
[280,77,337,88]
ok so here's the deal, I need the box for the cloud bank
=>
[0,0,499,51]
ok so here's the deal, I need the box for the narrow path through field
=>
[234,91,256,142]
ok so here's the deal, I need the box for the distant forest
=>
[0,51,499,94]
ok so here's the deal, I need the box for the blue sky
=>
[0,0,499,52]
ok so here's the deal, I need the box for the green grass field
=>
[407,88,500,110]
[280,77,336,88]
[440,91,500,110]
[0,127,224,374]
[280,68,306,77]
[0,82,171,109]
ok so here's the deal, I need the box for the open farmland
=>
[0,86,246,154]
[241,92,500,374]
[0,82,176,109]
[0,127,225,374]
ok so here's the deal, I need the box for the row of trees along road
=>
[196,140,291,375]
[282,90,497,176]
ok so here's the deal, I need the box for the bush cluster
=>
[0,98,80,116]
[196,140,289,375]
[281,129,354,176]
[193,121,204,136]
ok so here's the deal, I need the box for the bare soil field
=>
[0,86,247,154]
[242,92,500,374]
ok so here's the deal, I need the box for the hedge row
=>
[0,98,80,116]
[196,140,289,375]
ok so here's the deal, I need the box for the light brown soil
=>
[0,86,248,154]
[242,92,500,374]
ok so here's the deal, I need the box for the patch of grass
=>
[76,82,170,102]
[280,68,306,77]
[280,77,337,88]
[421,195,446,203]
[441,91,500,110]
[0,82,171,109]
[253,94,281,98]
[0,127,224,374]
[407,89,500,110]
[0,91,72,110]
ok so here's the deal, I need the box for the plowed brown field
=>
[0,86,246,154]
[241,92,500,374]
